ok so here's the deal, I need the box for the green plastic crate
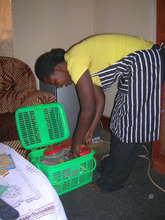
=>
[15,103,96,195]
[29,148,96,195]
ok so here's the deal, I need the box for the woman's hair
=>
[34,48,65,81]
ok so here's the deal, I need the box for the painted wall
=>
[94,0,156,41]
[12,0,94,86]
[94,0,156,116]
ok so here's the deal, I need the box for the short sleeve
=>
[65,48,90,84]
[91,75,101,86]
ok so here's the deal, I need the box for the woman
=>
[34,33,164,192]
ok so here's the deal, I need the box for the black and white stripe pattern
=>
[92,46,164,143]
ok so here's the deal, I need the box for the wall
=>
[12,0,94,87]
[94,0,156,116]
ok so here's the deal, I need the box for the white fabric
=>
[0,143,67,220]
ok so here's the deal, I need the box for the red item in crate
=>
[44,145,63,156]
[44,141,71,156]
[44,139,90,157]
[79,145,91,156]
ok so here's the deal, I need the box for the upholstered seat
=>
[0,56,56,157]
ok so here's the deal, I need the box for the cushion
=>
[0,112,19,141]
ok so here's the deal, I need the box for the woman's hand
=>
[84,129,94,145]
[71,144,87,158]
[71,144,80,157]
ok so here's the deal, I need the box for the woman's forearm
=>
[88,85,105,133]
[73,71,96,146]
[72,108,95,146]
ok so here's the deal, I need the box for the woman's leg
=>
[95,134,139,192]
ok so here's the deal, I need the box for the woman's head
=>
[35,48,72,87]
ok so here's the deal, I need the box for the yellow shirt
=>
[64,34,153,86]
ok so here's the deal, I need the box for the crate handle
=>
[91,158,97,171]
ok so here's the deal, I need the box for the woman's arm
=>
[72,71,96,156]
[84,85,105,144]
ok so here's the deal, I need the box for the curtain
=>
[0,0,13,56]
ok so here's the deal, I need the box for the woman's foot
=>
[89,181,124,193]
[89,182,102,192]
